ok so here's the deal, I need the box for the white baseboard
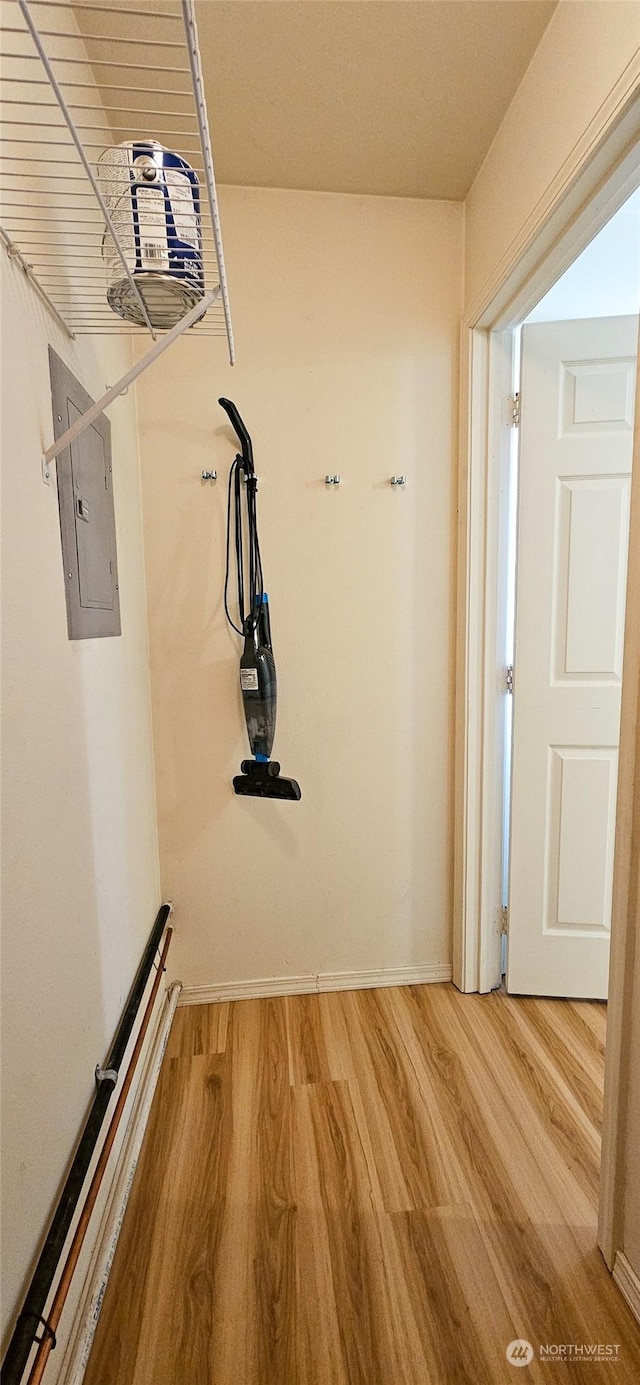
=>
[613,1251,640,1326]
[317,964,452,993]
[178,962,453,1006]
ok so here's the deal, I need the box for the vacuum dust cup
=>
[240,597,277,760]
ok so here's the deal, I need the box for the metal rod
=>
[12,231,197,242]
[12,248,199,257]
[62,980,182,1385]
[67,330,222,337]
[1,167,208,178]
[10,227,216,238]
[14,0,157,338]
[33,253,222,270]
[0,212,110,221]
[64,330,221,335]
[1,101,196,116]
[12,253,215,266]
[0,170,108,178]
[1,185,123,193]
[1,158,208,175]
[181,0,234,365]
[0,904,173,1385]
[25,926,174,1385]
[3,51,191,73]
[44,316,220,322]
[69,328,222,335]
[1,229,218,243]
[0,76,193,93]
[0,213,104,221]
[3,121,199,135]
[16,231,217,244]
[28,28,185,47]
[2,278,108,288]
[1,161,197,175]
[0,222,74,337]
[1,136,201,148]
[1,185,110,193]
[43,288,218,465]
[27,1,184,18]
[34,288,216,296]
[40,307,216,315]
[2,228,217,238]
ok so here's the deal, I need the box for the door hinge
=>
[510,392,521,427]
[504,664,514,695]
[500,905,509,936]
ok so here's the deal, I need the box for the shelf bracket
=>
[1,225,75,341]
[42,288,219,484]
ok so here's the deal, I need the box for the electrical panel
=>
[49,348,121,640]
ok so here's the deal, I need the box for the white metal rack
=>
[0,0,235,473]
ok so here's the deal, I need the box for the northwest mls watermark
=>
[506,1339,622,1367]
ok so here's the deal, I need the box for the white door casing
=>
[508,316,638,998]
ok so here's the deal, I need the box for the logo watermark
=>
[507,1340,534,1367]
[506,1339,621,1367]
[540,1345,621,1364]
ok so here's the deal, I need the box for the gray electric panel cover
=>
[49,348,121,639]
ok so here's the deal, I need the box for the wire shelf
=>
[0,0,234,356]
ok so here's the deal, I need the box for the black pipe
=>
[1,902,172,1385]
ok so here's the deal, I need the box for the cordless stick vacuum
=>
[219,398,301,801]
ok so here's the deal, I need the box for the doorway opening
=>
[454,137,640,1003]
[453,92,640,1295]
[501,188,640,997]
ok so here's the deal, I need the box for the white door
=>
[508,315,638,998]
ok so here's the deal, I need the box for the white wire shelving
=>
[1,0,235,470]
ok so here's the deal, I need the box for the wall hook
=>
[201,469,217,482]
[390,475,407,487]
[325,474,341,486]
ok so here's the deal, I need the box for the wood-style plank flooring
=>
[84,985,640,1384]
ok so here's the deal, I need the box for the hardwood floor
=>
[84,985,640,1384]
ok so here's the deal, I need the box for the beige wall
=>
[138,186,463,989]
[1,12,161,1355]
[0,256,160,1348]
[464,0,640,318]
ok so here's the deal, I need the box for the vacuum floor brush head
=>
[233,760,301,801]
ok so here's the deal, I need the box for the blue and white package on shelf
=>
[98,140,205,330]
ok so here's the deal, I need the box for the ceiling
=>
[195,1,558,200]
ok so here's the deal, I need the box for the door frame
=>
[454,100,640,995]
[454,87,640,1277]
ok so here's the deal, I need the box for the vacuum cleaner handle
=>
[219,397,254,473]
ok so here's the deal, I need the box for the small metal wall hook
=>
[390,475,407,487]
[325,474,341,486]
[201,469,217,482]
